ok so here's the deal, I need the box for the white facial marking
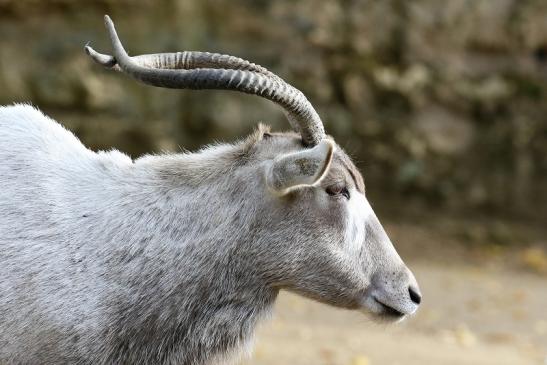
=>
[344,190,372,253]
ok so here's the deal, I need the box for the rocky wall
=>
[0,0,546,219]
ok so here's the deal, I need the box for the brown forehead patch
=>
[335,150,365,193]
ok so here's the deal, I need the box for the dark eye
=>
[326,184,350,200]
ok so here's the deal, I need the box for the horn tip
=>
[84,45,117,68]
[103,15,115,31]
[84,43,92,55]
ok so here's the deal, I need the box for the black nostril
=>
[409,286,422,305]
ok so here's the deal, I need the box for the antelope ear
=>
[265,139,335,195]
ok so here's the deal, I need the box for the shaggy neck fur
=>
[94,151,278,364]
[87,149,281,365]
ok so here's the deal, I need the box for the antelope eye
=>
[326,184,350,200]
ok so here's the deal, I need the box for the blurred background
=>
[0,1,546,364]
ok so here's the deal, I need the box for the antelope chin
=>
[359,293,415,323]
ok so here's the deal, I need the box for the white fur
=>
[0,104,420,364]
[344,191,371,253]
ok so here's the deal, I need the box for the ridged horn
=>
[85,15,325,146]
[85,46,278,79]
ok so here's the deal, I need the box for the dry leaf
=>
[454,325,478,347]
[351,354,371,365]
[521,247,547,274]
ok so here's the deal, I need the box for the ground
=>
[239,219,547,365]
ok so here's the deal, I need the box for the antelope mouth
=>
[359,293,411,322]
[373,298,405,318]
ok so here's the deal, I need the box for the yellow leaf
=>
[351,354,371,365]
[454,324,477,347]
[521,247,547,274]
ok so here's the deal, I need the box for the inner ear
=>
[265,139,335,195]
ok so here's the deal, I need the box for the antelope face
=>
[259,133,421,322]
